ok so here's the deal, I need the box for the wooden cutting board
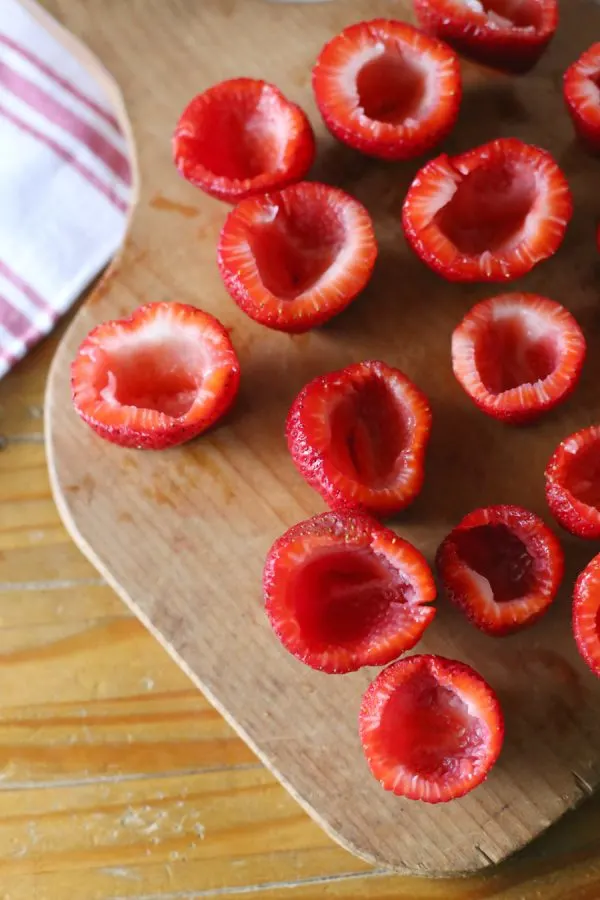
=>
[43,0,600,877]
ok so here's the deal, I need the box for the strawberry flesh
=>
[71,302,240,450]
[402,138,572,282]
[545,426,600,539]
[414,0,558,74]
[173,78,315,202]
[359,654,504,802]
[573,554,600,678]
[217,182,377,333]
[286,361,432,517]
[564,43,600,153]
[436,505,564,635]
[313,19,461,160]
[263,512,436,674]
[452,293,586,423]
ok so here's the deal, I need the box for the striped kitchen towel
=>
[0,0,131,379]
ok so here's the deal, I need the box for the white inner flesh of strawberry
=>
[248,193,366,301]
[435,160,538,256]
[288,544,419,652]
[94,319,209,418]
[379,671,487,781]
[456,0,541,30]
[473,304,560,394]
[346,41,436,127]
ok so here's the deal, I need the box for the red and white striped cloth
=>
[0,0,131,379]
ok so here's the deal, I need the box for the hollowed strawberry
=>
[452,293,586,423]
[217,182,377,333]
[436,505,564,635]
[359,654,504,802]
[286,361,432,517]
[413,0,558,74]
[564,43,600,153]
[402,138,572,282]
[573,554,600,678]
[173,78,315,202]
[263,511,436,674]
[312,19,461,161]
[545,426,600,539]
[71,302,240,450]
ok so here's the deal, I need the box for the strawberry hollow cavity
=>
[359,655,504,802]
[263,512,436,674]
[545,426,600,538]
[286,361,432,516]
[217,183,377,332]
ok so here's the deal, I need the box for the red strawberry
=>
[402,138,572,282]
[452,293,586,424]
[359,654,504,802]
[436,505,564,636]
[71,302,240,450]
[263,511,436,674]
[413,0,558,74]
[312,19,461,161]
[286,361,432,517]
[173,78,315,203]
[217,182,377,333]
[545,426,600,539]
[573,554,600,678]
[564,43,600,153]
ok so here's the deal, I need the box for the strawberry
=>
[286,361,432,517]
[173,78,315,203]
[436,505,564,636]
[359,654,504,802]
[217,182,377,333]
[413,0,558,75]
[545,426,600,539]
[452,293,586,424]
[573,554,600,678]
[263,511,436,674]
[312,19,461,161]
[402,138,572,282]
[564,43,600,153]
[71,302,240,450]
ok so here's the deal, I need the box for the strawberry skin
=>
[414,0,558,75]
[402,138,572,282]
[573,554,600,678]
[263,511,436,674]
[313,19,461,161]
[173,78,315,203]
[564,43,600,153]
[545,426,600,539]
[71,302,240,450]
[359,654,504,802]
[217,182,377,333]
[286,360,432,517]
[452,293,586,424]
[436,505,565,636]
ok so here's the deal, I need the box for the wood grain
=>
[40,0,600,877]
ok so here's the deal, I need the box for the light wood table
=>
[1,316,600,899]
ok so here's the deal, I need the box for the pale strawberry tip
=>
[71,302,240,450]
[402,138,572,283]
[451,293,586,424]
[263,512,436,674]
[286,361,432,517]
[436,505,564,636]
[217,182,377,333]
[573,554,600,678]
[173,78,315,203]
[545,426,600,539]
[312,19,461,161]
[359,655,504,802]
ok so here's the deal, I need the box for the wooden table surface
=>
[0,316,599,900]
